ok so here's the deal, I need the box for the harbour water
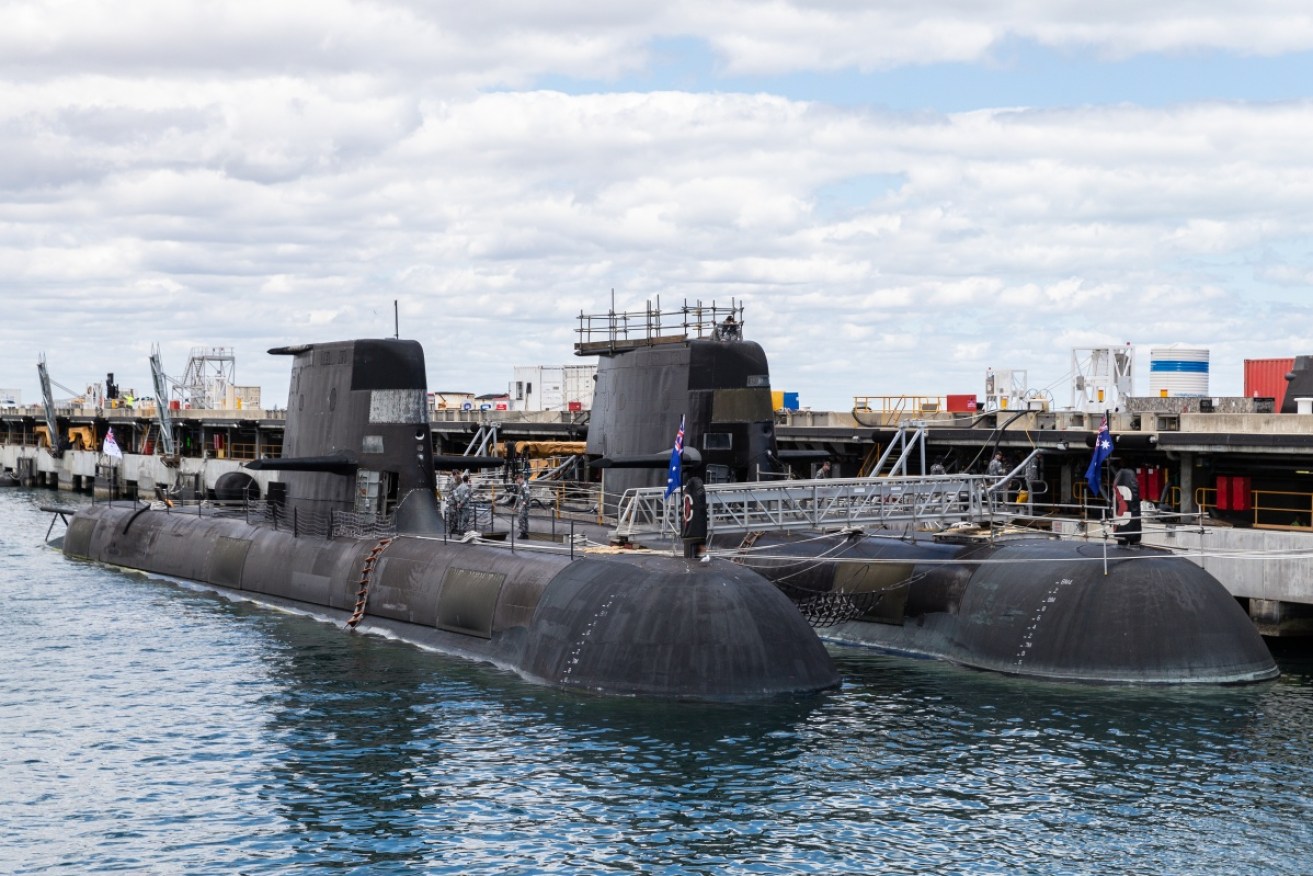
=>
[3,489,1312,875]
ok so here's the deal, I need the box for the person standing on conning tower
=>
[717,313,740,341]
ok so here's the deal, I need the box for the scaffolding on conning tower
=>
[574,296,745,356]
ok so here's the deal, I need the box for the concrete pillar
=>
[1178,452,1195,514]
[1060,460,1074,506]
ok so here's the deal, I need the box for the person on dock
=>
[816,460,831,479]
[987,452,1005,477]
[512,472,531,538]
[1024,454,1043,512]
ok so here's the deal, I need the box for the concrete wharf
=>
[5,400,1313,636]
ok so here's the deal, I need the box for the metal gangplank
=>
[612,474,1015,541]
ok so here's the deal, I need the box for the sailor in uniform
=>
[513,472,531,538]
[453,474,473,534]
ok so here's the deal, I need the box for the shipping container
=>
[1215,475,1253,512]
[770,391,800,411]
[1244,357,1294,404]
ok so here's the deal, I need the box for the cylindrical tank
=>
[1149,347,1209,397]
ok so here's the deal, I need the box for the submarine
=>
[579,302,1279,685]
[54,337,839,701]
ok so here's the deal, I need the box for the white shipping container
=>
[563,364,596,410]
[512,364,597,411]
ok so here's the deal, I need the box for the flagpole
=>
[1102,408,1111,576]
[678,471,685,557]
[664,414,686,554]
[677,415,685,556]
[1103,408,1112,512]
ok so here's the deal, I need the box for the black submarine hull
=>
[62,501,840,700]
[740,532,1278,684]
[577,307,1277,685]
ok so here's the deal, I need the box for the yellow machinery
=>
[35,424,102,451]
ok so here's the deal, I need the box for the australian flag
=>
[664,415,685,499]
[103,426,123,460]
[1085,413,1113,496]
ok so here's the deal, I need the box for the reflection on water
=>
[3,488,1312,875]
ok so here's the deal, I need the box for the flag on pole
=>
[664,415,685,499]
[103,426,123,460]
[1085,413,1113,496]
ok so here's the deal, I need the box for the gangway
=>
[612,473,1020,541]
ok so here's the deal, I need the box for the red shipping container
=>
[1147,467,1164,502]
[1216,475,1252,511]
[946,394,978,413]
[1230,475,1252,511]
[1244,357,1294,402]
[1136,466,1165,503]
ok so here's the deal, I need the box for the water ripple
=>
[3,490,1313,874]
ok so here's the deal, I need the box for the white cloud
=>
[4,4,1313,410]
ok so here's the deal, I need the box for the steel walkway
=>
[612,474,1017,540]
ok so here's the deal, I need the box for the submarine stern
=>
[949,541,1279,684]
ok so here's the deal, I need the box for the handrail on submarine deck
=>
[92,493,402,541]
[612,473,1019,540]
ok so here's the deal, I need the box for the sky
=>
[4,1,1313,411]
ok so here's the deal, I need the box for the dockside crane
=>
[149,345,178,458]
[36,354,60,456]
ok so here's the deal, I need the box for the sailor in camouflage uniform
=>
[453,474,474,534]
[513,473,531,538]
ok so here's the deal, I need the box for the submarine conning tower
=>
[254,339,443,534]
[576,300,782,511]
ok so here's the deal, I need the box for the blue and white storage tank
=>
[1149,347,1210,397]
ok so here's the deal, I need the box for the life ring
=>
[683,493,694,524]
[1115,484,1133,522]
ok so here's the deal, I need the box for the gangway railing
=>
[464,422,500,457]
[612,474,1019,540]
[867,423,928,478]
